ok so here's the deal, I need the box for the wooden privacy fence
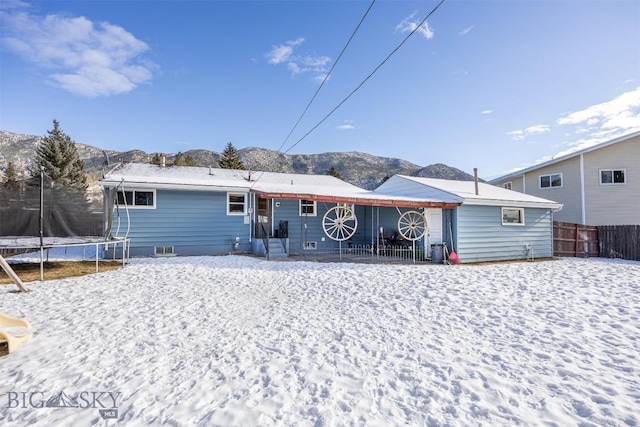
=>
[553,221,598,258]
[554,222,640,261]
[598,225,640,261]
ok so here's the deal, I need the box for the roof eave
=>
[251,190,461,209]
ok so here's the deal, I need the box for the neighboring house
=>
[99,163,459,259]
[489,132,640,225]
[373,175,563,263]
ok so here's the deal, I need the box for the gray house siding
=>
[583,136,640,225]
[111,189,251,257]
[522,157,581,223]
[455,205,553,263]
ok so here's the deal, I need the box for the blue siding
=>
[455,205,553,263]
[271,203,429,254]
[111,189,251,256]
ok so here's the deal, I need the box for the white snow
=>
[1,256,639,426]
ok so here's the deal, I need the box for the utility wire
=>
[283,0,446,155]
[250,0,377,188]
[275,0,377,154]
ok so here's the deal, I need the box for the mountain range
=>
[0,130,479,190]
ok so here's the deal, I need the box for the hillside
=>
[0,130,478,189]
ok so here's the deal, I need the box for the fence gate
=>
[553,221,599,257]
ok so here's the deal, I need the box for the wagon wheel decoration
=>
[397,210,427,241]
[322,206,358,241]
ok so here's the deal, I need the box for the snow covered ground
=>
[1,255,639,426]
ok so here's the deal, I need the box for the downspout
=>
[580,153,586,225]
[522,174,526,193]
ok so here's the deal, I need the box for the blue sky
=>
[1,0,639,179]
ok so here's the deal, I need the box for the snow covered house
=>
[373,175,563,263]
[98,163,460,259]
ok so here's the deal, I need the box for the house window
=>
[503,182,512,190]
[116,189,155,208]
[502,207,524,226]
[539,173,562,189]
[227,193,247,215]
[303,241,317,250]
[600,169,626,185]
[337,203,356,219]
[299,200,317,216]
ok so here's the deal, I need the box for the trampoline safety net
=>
[0,177,104,240]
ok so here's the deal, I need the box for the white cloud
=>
[0,7,156,97]
[396,12,434,40]
[506,125,549,141]
[481,109,493,115]
[265,38,330,83]
[337,121,355,131]
[506,130,525,141]
[524,125,550,135]
[549,87,640,154]
[557,86,640,132]
[265,38,305,65]
[459,25,474,36]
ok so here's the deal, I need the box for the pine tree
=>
[184,155,197,166]
[3,161,20,191]
[174,152,186,166]
[34,119,87,189]
[219,142,245,170]
[151,153,162,165]
[326,165,343,180]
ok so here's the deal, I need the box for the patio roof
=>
[251,189,460,208]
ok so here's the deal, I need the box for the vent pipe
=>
[473,168,479,195]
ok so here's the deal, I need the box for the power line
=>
[275,0,377,154]
[250,0,377,187]
[283,0,446,156]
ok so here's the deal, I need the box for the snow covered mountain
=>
[0,130,477,189]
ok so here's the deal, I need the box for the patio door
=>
[255,196,272,238]
[425,208,443,255]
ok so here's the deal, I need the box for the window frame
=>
[503,181,512,190]
[116,189,156,209]
[299,199,317,217]
[227,192,247,215]
[539,173,563,189]
[501,207,525,226]
[599,169,626,185]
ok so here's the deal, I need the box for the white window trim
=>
[539,173,563,189]
[337,203,356,219]
[599,168,626,185]
[502,207,525,226]
[503,181,512,190]
[227,192,247,215]
[299,200,317,217]
[303,241,317,250]
[117,189,156,209]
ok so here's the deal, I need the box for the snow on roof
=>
[100,163,460,208]
[396,175,563,209]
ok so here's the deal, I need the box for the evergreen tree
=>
[184,155,197,166]
[219,142,245,170]
[3,161,20,191]
[33,119,87,189]
[174,152,186,166]
[326,165,343,179]
[151,153,162,165]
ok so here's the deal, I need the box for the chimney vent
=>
[473,168,479,196]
